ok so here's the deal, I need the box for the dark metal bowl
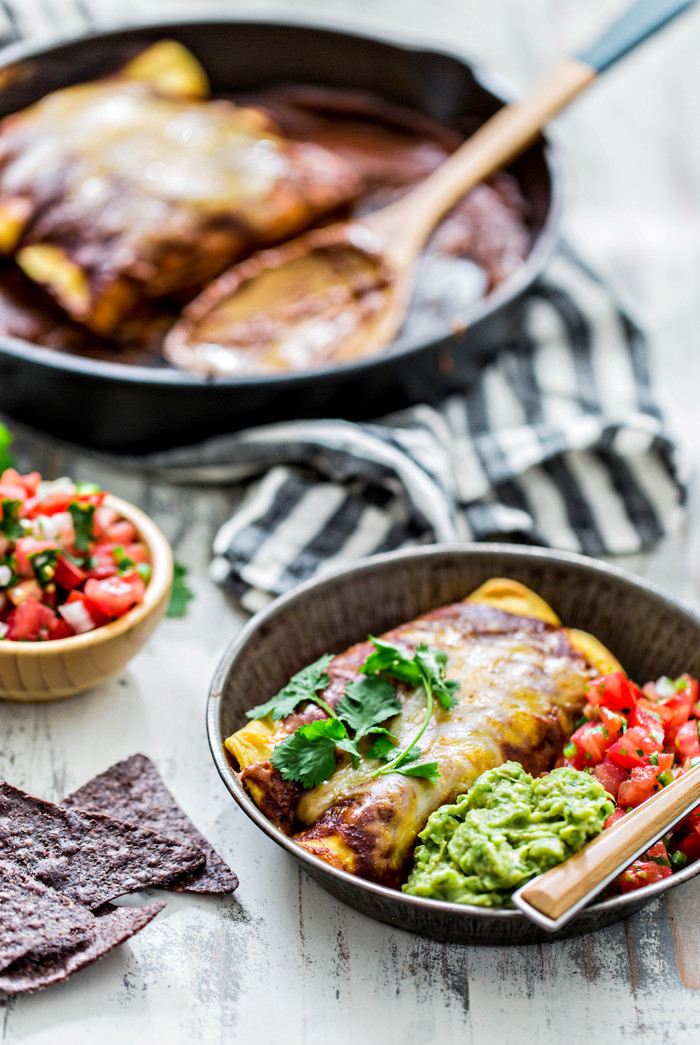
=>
[0,18,562,452]
[207,543,700,944]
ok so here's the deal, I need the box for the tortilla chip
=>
[0,859,95,972]
[64,755,238,894]
[0,901,165,995]
[0,782,205,907]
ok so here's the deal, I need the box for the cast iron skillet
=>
[0,18,562,452]
[208,544,700,945]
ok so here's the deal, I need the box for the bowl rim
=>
[0,14,564,389]
[0,492,173,656]
[206,541,700,930]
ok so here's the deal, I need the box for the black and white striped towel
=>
[138,247,685,613]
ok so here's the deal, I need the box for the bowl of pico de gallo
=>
[0,467,172,701]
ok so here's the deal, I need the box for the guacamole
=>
[403,761,614,906]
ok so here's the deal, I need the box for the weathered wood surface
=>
[1,0,700,1040]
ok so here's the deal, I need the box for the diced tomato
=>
[594,757,629,801]
[7,579,43,606]
[643,751,674,773]
[83,572,145,619]
[60,590,110,631]
[105,519,137,545]
[122,541,149,565]
[567,721,611,768]
[628,704,665,746]
[46,615,74,640]
[92,504,119,537]
[599,706,626,742]
[14,537,56,578]
[675,720,700,760]
[674,824,700,864]
[0,467,39,502]
[587,672,639,712]
[607,725,663,769]
[0,469,40,498]
[617,765,660,809]
[87,541,119,580]
[53,555,87,591]
[619,860,673,893]
[604,807,627,830]
[6,598,57,641]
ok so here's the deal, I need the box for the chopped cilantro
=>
[671,850,688,869]
[113,546,134,572]
[74,481,102,495]
[0,499,24,539]
[563,742,577,759]
[68,501,95,551]
[167,561,194,618]
[29,548,58,586]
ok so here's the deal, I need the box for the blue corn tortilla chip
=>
[0,782,205,907]
[64,754,238,894]
[0,859,95,972]
[0,901,165,995]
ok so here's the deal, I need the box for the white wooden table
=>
[1,1,700,1041]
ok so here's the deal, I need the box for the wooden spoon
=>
[512,760,700,933]
[165,0,697,375]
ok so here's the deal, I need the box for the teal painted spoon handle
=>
[578,0,697,73]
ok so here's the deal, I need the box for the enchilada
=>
[225,579,621,887]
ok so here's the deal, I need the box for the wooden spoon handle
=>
[371,57,595,250]
[372,0,698,254]
[513,761,700,930]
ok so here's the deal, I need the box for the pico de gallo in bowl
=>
[0,467,172,701]
[0,468,151,641]
[558,670,700,893]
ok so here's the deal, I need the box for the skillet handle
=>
[577,0,697,73]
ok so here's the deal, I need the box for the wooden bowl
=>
[0,495,172,702]
[207,543,700,944]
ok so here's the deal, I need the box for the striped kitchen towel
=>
[139,247,685,613]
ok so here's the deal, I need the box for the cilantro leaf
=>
[366,734,399,760]
[167,561,194,618]
[0,424,13,473]
[247,654,333,721]
[0,499,24,539]
[336,676,401,740]
[362,637,422,685]
[396,761,440,780]
[68,501,95,552]
[271,718,348,789]
[413,643,460,710]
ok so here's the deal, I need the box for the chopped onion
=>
[58,601,95,634]
[0,621,7,639]
[0,564,11,587]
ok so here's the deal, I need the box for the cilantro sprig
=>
[363,640,459,781]
[247,638,459,789]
